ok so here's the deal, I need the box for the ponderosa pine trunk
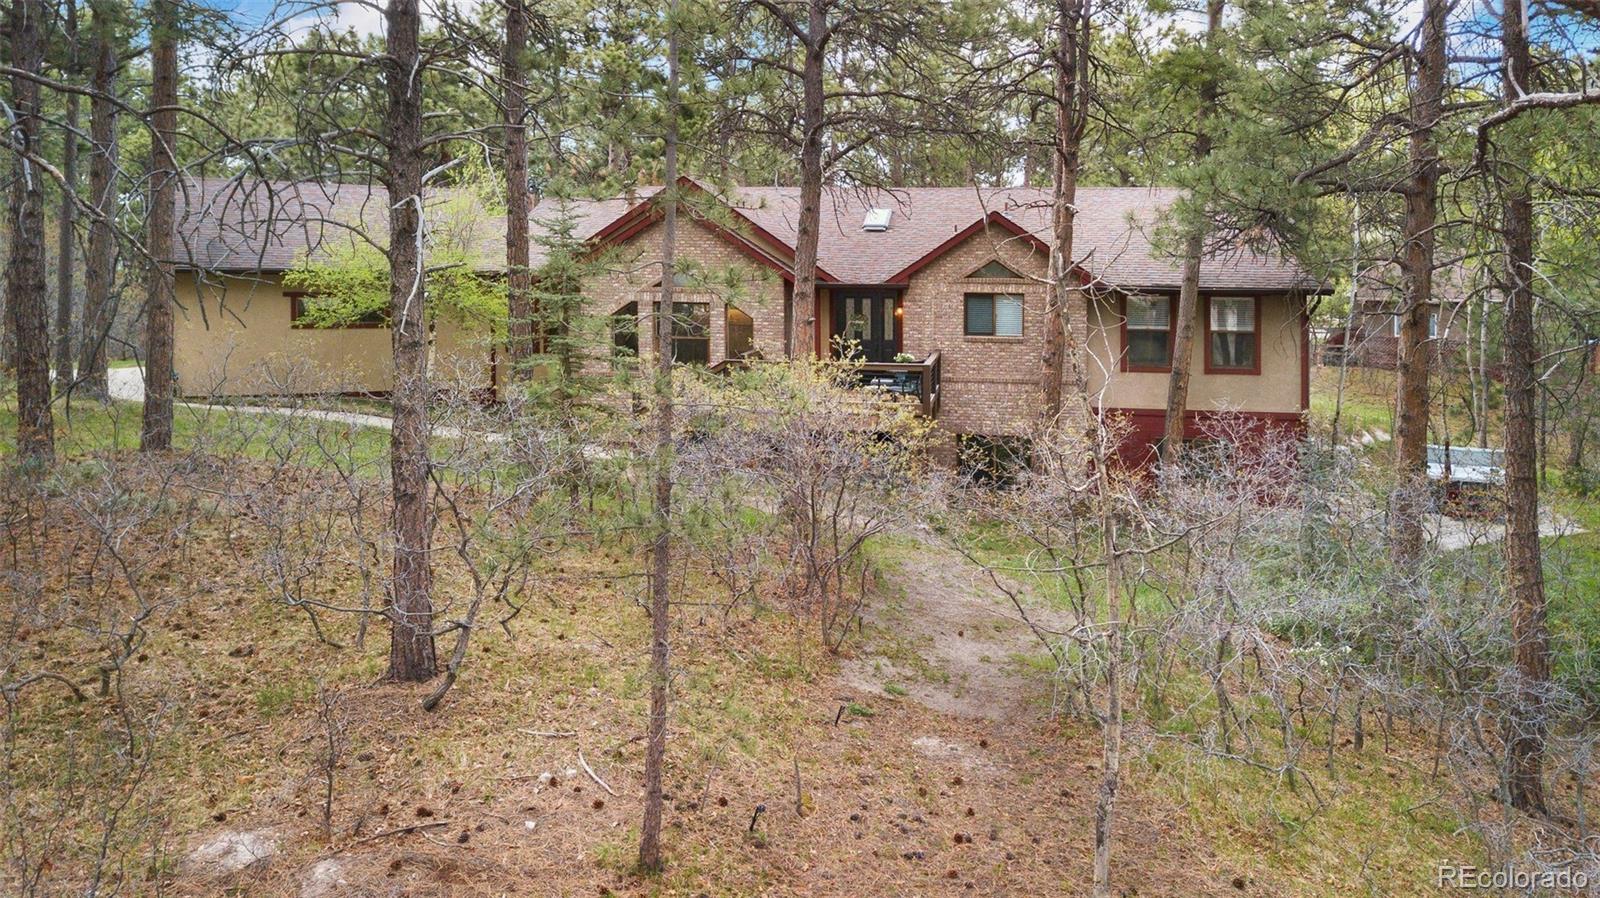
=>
[1159,0,1221,466]
[77,3,118,401]
[789,0,826,361]
[139,0,178,451]
[1091,482,1122,898]
[1162,236,1202,463]
[1389,0,1446,563]
[6,0,55,462]
[383,0,437,683]
[1498,0,1550,817]
[503,0,534,382]
[54,1,80,389]
[1042,0,1090,420]
[638,0,680,872]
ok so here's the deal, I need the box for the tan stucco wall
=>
[1086,292,1306,414]
[172,272,493,398]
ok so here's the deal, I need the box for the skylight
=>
[862,208,892,232]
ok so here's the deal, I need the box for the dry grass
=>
[2,451,1501,898]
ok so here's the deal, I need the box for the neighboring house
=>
[170,177,1323,462]
[1322,266,1472,369]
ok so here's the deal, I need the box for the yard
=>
[4,365,1596,897]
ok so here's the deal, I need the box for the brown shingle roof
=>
[175,177,1320,293]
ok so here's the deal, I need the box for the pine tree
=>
[6,0,55,462]
[139,0,179,452]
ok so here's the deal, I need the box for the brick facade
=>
[579,216,790,372]
[897,222,1078,438]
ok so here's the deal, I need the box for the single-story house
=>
[169,177,1324,461]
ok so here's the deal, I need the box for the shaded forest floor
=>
[102,522,1482,896]
[6,397,1571,897]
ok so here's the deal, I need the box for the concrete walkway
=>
[1427,509,1586,552]
[104,366,486,437]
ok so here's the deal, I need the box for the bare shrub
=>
[678,359,943,653]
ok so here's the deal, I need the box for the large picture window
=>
[653,301,711,365]
[726,305,755,359]
[1207,296,1259,373]
[964,293,1023,337]
[1123,294,1173,370]
[611,301,639,360]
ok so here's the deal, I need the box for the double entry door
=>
[831,291,899,362]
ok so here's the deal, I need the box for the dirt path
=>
[840,525,1063,722]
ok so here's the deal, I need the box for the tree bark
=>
[54,0,81,389]
[1498,0,1550,817]
[1388,0,1446,563]
[1042,0,1090,421]
[1091,496,1122,898]
[638,0,680,872]
[1162,237,1202,463]
[139,0,178,451]
[1159,0,1221,466]
[503,0,533,382]
[788,0,826,361]
[77,2,118,401]
[6,0,55,462]
[383,0,437,683]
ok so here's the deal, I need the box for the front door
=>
[831,292,899,362]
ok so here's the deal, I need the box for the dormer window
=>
[862,209,892,232]
[967,260,1024,280]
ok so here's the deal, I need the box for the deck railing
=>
[707,351,942,417]
[854,351,941,418]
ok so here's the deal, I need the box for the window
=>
[611,301,639,360]
[1207,296,1258,372]
[726,305,755,359]
[967,260,1024,280]
[964,293,1023,337]
[653,301,711,365]
[288,292,387,328]
[1123,294,1173,370]
[1391,309,1440,338]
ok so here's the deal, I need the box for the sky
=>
[202,0,386,35]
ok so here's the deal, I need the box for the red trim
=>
[582,176,839,283]
[1202,295,1263,375]
[1299,299,1311,411]
[697,216,805,283]
[883,212,1057,286]
[1119,294,1177,373]
[593,207,660,249]
[1101,406,1308,469]
[1105,406,1306,422]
